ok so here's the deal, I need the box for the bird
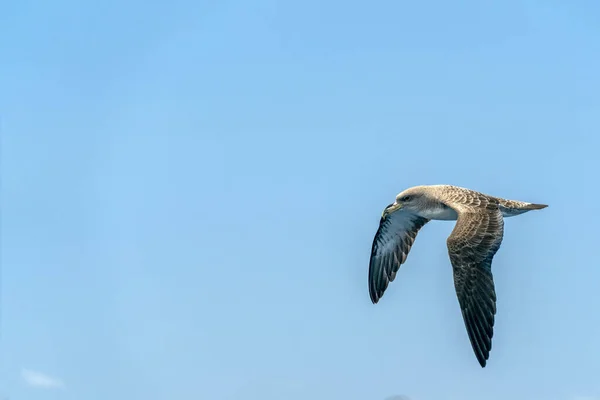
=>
[368,184,547,368]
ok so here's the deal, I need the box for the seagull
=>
[368,184,547,368]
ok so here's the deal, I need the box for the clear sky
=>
[1,0,600,399]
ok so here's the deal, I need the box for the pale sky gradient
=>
[2,0,600,399]
[21,369,64,390]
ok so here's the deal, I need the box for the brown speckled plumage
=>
[368,185,547,368]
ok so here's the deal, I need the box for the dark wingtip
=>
[474,349,488,368]
[369,288,380,304]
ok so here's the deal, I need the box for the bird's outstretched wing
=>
[446,201,504,368]
[368,210,429,304]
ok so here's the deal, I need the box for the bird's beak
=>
[382,202,402,219]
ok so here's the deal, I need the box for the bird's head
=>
[382,186,432,218]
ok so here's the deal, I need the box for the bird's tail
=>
[522,203,548,210]
[498,199,547,217]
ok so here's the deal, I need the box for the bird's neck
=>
[417,202,459,221]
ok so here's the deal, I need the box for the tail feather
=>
[499,199,548,210]
[523,203,548,210]
[497,199,548,217]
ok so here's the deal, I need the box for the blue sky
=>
[1,0,600,399]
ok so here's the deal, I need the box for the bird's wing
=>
[368,209,429,303]
[446,200,504,368]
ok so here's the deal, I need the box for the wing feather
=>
[446,199,504,368]
[368,210,429,304]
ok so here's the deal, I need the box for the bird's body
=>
[368,184,547,368]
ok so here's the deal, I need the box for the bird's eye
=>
[400,196,411,202]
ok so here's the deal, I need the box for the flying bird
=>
[368,184,547,367]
